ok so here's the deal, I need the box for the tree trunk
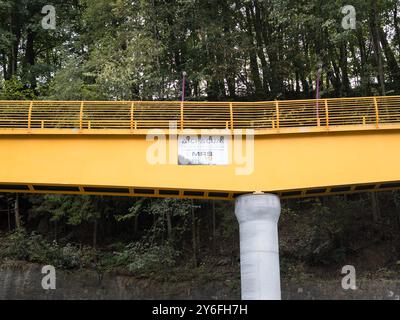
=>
[1,54,7,80]
[379,26,400,84]
[14,194,21,229]
[394,192,400,230]
[252,2,270,93]
[212,201,216,254]
[370,0,386,95]
[166,209,172,241]
[191,200,198,267]
[54,220,57,242]
[339,42,351,96]
[24,29,37,88]
[325,35,342,96]
[226,75,236,99]
[134,214,139,236]
[161,212,165,245]
[394,4,400,52]
[244,5,263,97]
[93,220,98,248]
[7,198,11,231]
[370,193,381,223]
[8,8,21,80]
[356,25,370,95]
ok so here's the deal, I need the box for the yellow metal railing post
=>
[275,100,280,129]
[130,102,135,131]
[28,101,33,130]
[180,102,184,130]
[229,102,234,130]
[79,101,84,130]
[374,97,380,128]
[324,99,329,129]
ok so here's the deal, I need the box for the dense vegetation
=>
[1,0,400,279]
[1,0,400,100]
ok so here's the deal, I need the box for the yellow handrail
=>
[0,96,400,131]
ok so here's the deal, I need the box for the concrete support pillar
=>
[235,193,281,300]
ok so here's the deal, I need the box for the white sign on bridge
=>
[178,135,229,166]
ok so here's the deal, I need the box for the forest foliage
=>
[1,0,400,100]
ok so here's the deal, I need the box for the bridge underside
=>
[1,129,400,201]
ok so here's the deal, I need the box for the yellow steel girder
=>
[0,128,399,200]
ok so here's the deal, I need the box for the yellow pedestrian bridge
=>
[1,96,400,201]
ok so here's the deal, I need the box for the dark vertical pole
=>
[182,71,187,102]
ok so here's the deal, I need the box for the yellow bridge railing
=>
[1,96,400,132]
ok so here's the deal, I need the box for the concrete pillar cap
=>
[235,193,281,224]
